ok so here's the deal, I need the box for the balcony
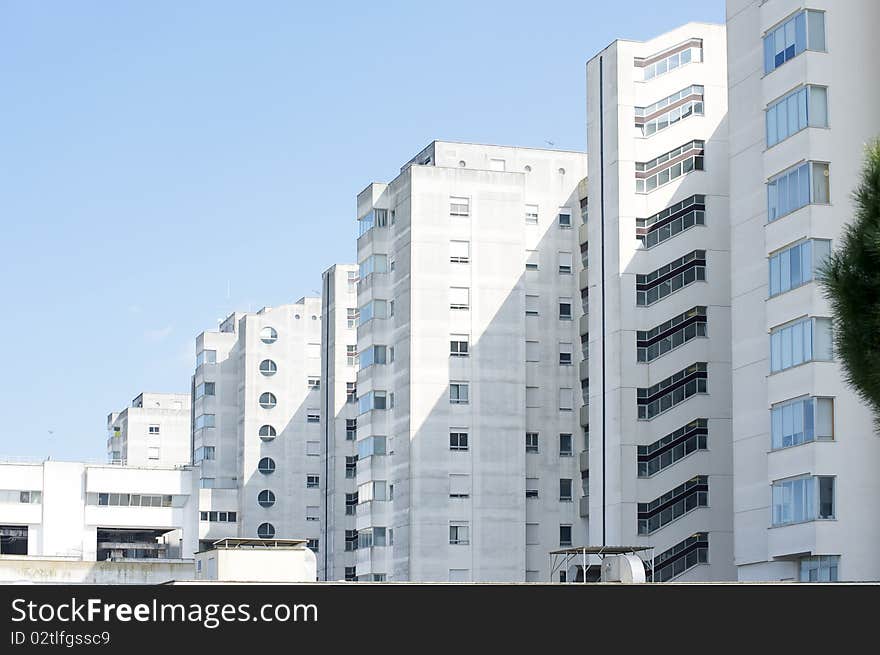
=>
[579,496,590,518]
[579,450,590,472]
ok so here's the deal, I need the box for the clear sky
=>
[0,0,724,461]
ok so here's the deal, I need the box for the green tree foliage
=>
[819,140,880,425]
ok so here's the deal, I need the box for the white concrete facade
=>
[585,23,736,581]
[192,300,324,554]
[319,264,359,581]
[0,460,198,562]
[727,0,880,581]
[107,392,191,467]
[349,141,587,582]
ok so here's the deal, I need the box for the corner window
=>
[763,10,826,74]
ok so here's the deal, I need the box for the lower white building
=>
[0,459,198,583]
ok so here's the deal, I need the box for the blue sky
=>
[0,0,724,461]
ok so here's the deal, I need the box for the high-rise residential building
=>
[106,392,192,467]
[727,0,880,581]
[319,263,359,582]
[348,141,587,582]
[192,299,324,557]
[585,23,736,581]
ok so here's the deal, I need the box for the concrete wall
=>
[0,557,193,584]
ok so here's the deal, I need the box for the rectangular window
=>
[639,476,708,534]
[307,410,320,423]
[358,390,388,414]
[767,161,830,222]
[526,479,539,499]
[193,446,215,462]
[307,441,321,456]
[450,430,469,451]
[766,85,828,147]
[450,382,469,405]
[346,419,357,440]
[769,239,831,297]
[637,195,706,249]
[559,525,573,547]
[450,196,470,217]
[525,204,539,224]
[489,158,506,171]
[358,299,389,325]
[449,474,471,498]
[347,308,358,329]
[526,340,540,362]
[450,240,470,263]
[347,344,358,366]
[764,10,825,74]
[195,382,215,399]
[558,209,572,228]
[637,362,708,420]
[196,349,217,367]
[559,388,574,411]
[770,317,833,373]
[559,478,573,502]
[526,432,539,453]
[345,455,357,478]
[559,433,573,457]
[637,306,708,362]
[357,435,387,459]
[635,141,705,193]
[559,342,573,366]
[636,85,705,137]
[148,425,160,435]
[525,295,539,316]
[450,287,470,310]
[638,418,708,477]
[358,254,388,279]
[559,299,572,320]
[772,475,835,525]
[636,250,706,306]
[558,251,573,275]
[195,414,215,430]
[308,377,320,390]
[147,447,160,460]
[347,382,357,404]
[771,396,834,450]
[306,506,320,521]
[526,250,539,271]
[306,474,320,489]
[450,335,469,357]
[800,555,839,582]
[526,387,540,408]
[638,42,702,81]
[449,523,470,545]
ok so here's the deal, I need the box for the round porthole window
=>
[524,165,532,172]
[259,425,276,442]
[258,489,276,508]
[259,392,277,409]
[258,457,276,474]
[257,522,275,538]
[259,359,277,376]
[459,160,466,167]
[260,326,277,344]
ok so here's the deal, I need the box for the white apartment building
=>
[107,392,192,467]
[0,459,198,562]
[585,23,736,581]
[192,299,324,558]
[350,141,587,582]
[319,263,359,582]
[727,0,880,581]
